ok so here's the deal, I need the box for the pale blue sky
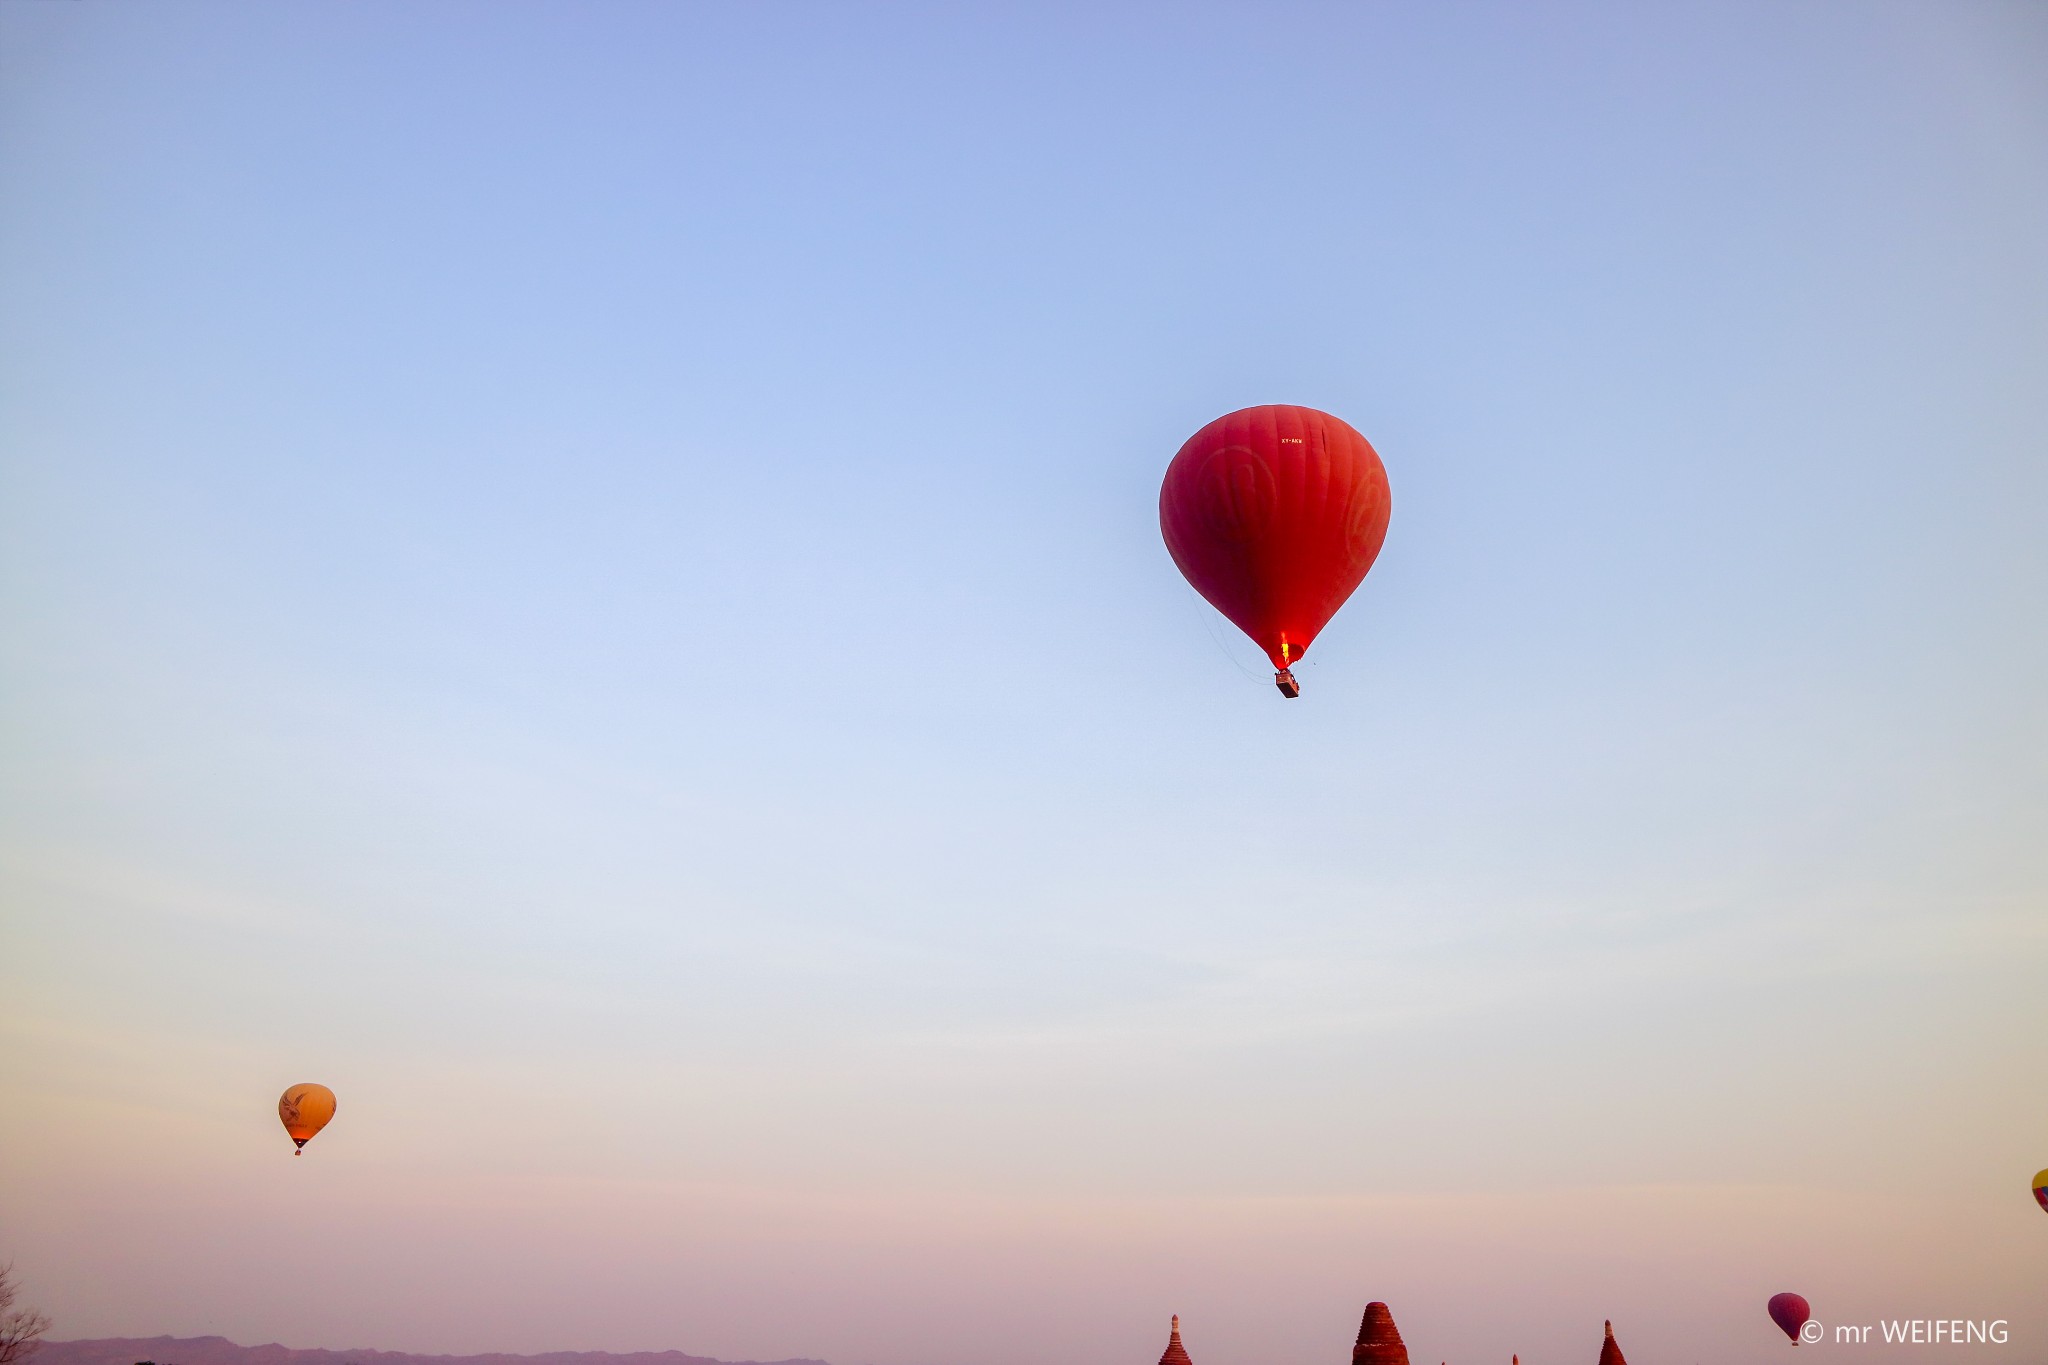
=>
[2,4,2045,1363]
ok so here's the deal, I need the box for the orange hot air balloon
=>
[278,1083,336,1154]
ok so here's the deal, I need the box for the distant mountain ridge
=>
[39,1337,832,1365]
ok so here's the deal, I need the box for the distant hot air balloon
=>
[1160,405,1391,697]
[2033,1169,2048,1214]
[1768,1293,1811,1343]
[278,1083,336,1155]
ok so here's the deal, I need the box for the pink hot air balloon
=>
[1768,1293,1811,1343]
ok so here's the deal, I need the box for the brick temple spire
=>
[1351,1302,1411,1365]
[1597,1320,1628,1365]
[1157,1315,1192,1365]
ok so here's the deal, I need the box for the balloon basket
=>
[1274,668,1300,698]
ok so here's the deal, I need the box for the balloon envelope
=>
[1768,1293,1811,1342]
[1159,405,1391,683]
[2033,1169,2048,1213]
[278,1083,336,1153]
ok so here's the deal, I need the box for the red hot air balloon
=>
[1160,405,1391,697]
[1768,1293,1811,1343]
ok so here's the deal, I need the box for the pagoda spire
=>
[1351,1302,1411,1365]
[1157,1314,1193,1365]
[1597,1319,1628,1365]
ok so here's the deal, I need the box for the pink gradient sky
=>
[3,3,2045,1362]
